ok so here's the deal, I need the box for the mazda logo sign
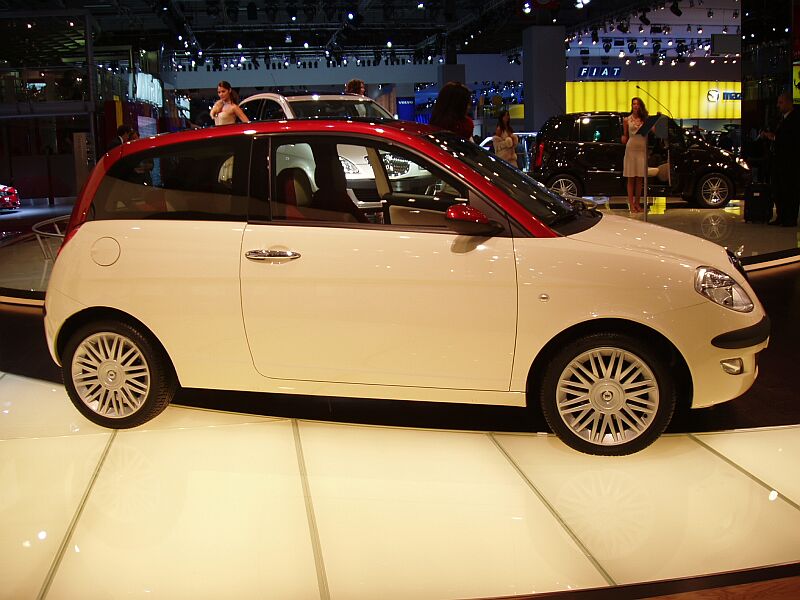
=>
[707,89,721,102]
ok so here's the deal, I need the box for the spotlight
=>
[670,1,682,17]
[707,9,713,18]
[602,40,611,53]
[618,21,629,34]
[653,40,661,52]
[639,12,650,26]
[628,40,637,53]
[591,28,599,44]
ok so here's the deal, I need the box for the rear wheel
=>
[540,332,676,455]
[548,174,582,199]
[62,320,177,428]
[694,173,733,208]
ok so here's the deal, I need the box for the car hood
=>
[568,214,733,272]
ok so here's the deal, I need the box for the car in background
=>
[532,112,751,208]
[479,132,538,172]
[44,119,769,456]
[0,184,20,210]
[239,91,394,121]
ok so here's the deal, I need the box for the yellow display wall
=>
[566,81,742,120]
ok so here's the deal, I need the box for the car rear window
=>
[287,99,393,119]
[542,116,574,141]
[90,138,250,222]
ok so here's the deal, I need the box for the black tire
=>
[62,319,177,429]
[694,173,733,208]
[539,332,676,456]
[547,174,583,199]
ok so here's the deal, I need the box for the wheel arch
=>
[525,318,693,411]
[55,307,179,384]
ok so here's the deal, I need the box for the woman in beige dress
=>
[621,97,648,213]
[492,110,520,167]
[210,80,249,126]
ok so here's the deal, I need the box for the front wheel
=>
[694,173,733,208]
[62,320,177,428]
[540,332,676,455]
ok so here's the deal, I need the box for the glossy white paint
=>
[240,224,517,389]
[510,215,767,407]
[46,208,767,411]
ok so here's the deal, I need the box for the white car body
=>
[44,120,769,455]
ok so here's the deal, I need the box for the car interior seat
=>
[311,146,368,222]
[275,167,313,219]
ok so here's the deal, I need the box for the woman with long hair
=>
[492,109,519,167]
[430,81,474,141]
[210,80,249,126]
[621,97,649,213]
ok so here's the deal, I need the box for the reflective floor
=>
[2,371,799,600]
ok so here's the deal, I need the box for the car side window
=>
[269,137,470,229]
[378,147,469,228]
[92,138,249,221]
[240,99,263,122]
[271,140,371,224]
[578,116,621,143]
[262,100,286,120]
[547,117,575,141]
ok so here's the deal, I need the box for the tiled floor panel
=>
[1,372,799,599]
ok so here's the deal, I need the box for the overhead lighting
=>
[639,12,651,25]
[628,40,637,53]
[670,1,682,17]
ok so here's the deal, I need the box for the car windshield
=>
[424,131,574,225]
[288,98,393,119]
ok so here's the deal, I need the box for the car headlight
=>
[736,156,750,170]
[694,267,754,312]
[339,156,359,174]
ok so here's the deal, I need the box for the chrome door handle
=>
[245,249,302,261]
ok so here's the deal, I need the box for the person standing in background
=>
[492,110,519,167]
[763,91,800,226]
[621,97,649,213]
[107,124,134,150]
[345,79,366,95]
[210,81,249,126]
[430,81,474,142]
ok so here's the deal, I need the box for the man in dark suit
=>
[107,124,134,150]
[765,91,800,226]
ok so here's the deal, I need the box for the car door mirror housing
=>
[445,204,503,236]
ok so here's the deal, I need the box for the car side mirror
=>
[445,204,503,236]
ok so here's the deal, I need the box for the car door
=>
[576,115,625,195]
[239,134,518,391]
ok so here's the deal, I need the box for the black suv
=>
[531,112,751,208]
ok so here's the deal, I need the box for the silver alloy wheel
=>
[71,332,151,419]
[700,176,729,206]
[556,346,659,446]
[550,177,578,198]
